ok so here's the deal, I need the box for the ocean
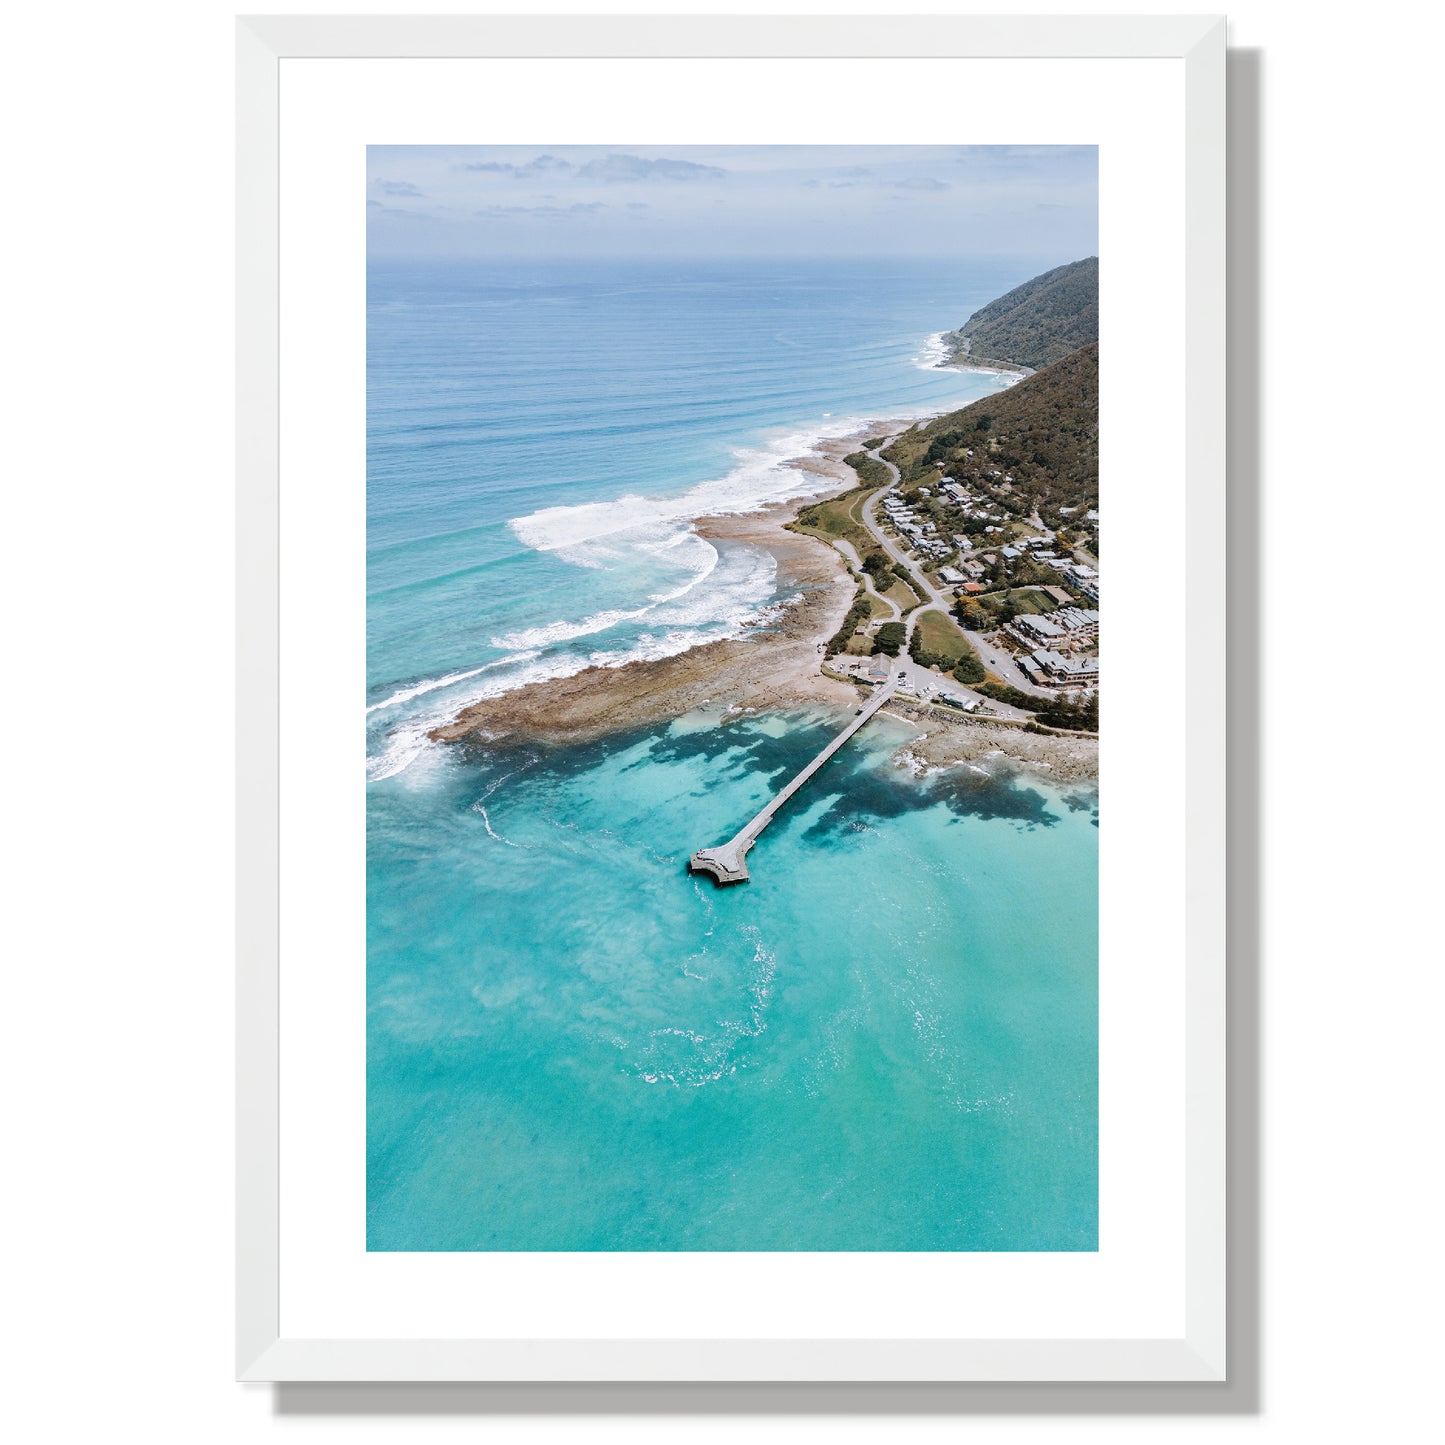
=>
[366,257,1098,1250]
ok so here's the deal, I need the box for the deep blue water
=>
[367,257,1097,1250]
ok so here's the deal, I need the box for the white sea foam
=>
[509,410,931,567]
[490,533,723,650]
[913,331,953,369]
[473,804,520,848]
[365,651,542,714]
[366,588,785,783]
[491,607,650,651]
[913,330,1028,389]
[366,543,777,780]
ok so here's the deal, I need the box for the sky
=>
[366,145,1097,264]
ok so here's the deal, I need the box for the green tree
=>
[953,652,986,684]
[874,622,906,656]
[953,598,988,631]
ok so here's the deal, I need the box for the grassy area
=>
[879,578,916,611]
[914,609,972,666]
[843,633,875,656]
[981,586,1058,617]
[789,484,879,557]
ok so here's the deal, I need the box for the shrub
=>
[976,681,1040,711]
[825,584,872,657]
[843,452,890,487]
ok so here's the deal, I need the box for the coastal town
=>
[796,426,1100,735]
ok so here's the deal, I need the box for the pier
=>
[688,660,900,885]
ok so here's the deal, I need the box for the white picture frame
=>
[237,13,1225,1384]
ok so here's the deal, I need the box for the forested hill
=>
[945,257,1098,372]
[883,343,1098,518]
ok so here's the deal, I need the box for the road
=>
[857,443,1052,698]
[829,537,901,621]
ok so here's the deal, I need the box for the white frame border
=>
[237,12,1225,1384]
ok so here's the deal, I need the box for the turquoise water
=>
[367,258,1097,1250]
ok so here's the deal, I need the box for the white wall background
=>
[4,2,1439,1441]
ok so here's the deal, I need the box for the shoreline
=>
[427,416,910,753]
[918,329,1034,381]
[429,414,1098,785]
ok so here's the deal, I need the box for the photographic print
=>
[365,144,1100,1253]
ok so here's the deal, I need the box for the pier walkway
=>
[688,660,899,885]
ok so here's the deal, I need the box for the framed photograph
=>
[237,14,1225,1382]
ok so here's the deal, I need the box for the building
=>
[937,693,981,713]
[962,581,985,595]
[1042,585,1073,606]
[938,566,965,585]
[1011,614,1066,647]
[1050,606,1100,638]
[1025,648,1100,686]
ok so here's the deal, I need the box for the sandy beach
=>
[429,418,1098,785]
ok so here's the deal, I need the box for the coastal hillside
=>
[884,342,1098,516]
[944,256,1098,371]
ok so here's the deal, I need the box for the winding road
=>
[829,537,902,621]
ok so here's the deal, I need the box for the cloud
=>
[808,169,945,193]
[367,200,429,220]
[474,202,607,219]
[574,153,726,184]
[450,151,726,187]
[456,154,575,179]
[371,178,423,198]
[890,178,950,193]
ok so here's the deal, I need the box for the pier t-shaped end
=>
[688,846,751,886]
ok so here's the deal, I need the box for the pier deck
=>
[688,661,899,885]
